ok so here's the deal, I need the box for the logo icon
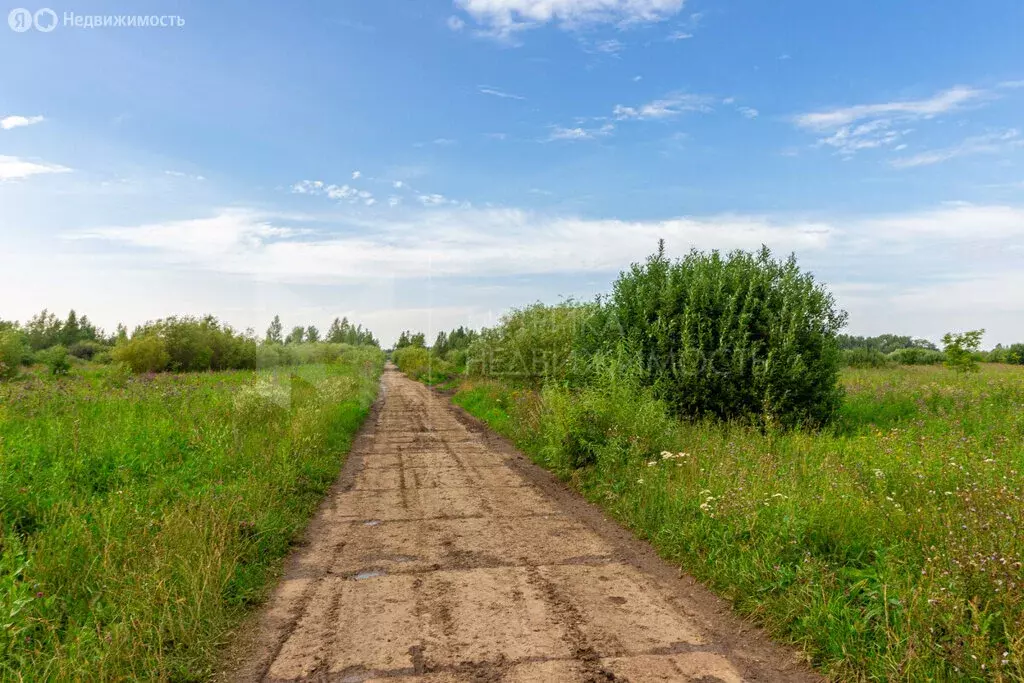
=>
[8,7,32,31]
[33,7,57,31]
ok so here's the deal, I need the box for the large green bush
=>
[112,336,171,373]
[0,329,26,380]
[603,244,847,427]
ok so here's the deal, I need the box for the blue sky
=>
[2,0,1023,345]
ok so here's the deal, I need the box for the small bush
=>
[112,336,171,374]
[0,329,25,380]
[38,345,71,376]
[68,340,107,360]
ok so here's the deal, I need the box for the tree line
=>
[0,309,379,379]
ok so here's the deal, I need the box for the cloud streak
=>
[0,155,72,181]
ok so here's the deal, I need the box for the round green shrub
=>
[603,244,847,428]
[111,336,171,374]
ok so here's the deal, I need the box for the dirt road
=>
[230,366,819,682]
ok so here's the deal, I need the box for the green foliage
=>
[432,326,479,360]
[37,345,71,376]
[842,348,893,368]
[391,345,433,378]
[111,336,171,373]
[603,244,847,427]
[942,329,985,373]
[0,354,384,679]
[326,317,377,346]
[305,325,321,343]
[286,326,305,345]
[68,339,107,360]
[887,347,945,365]
[452,364,1024,681]
[466,302,597,385]
[0,329,26,380]
[394,330,426,349]
[128,316,257,373]
[987,343,1024,365]
[837,333,937,353]
[265,315,283,344]
[22,309,102,350]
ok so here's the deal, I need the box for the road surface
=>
[229,366,818,682]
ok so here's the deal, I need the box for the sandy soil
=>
[227,366,821,682]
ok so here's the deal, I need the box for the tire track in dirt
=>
[226,365,821,682]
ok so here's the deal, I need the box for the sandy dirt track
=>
[228,366,820,682]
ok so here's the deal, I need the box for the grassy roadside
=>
[441,366,1024,681]
[0,348,384,680]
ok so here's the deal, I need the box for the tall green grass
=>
[0,347,383,680]
[451,365,1024,681]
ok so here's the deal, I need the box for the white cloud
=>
[666,31,692,40]
[592,38,624,53]
[737,106,759,119]
[0,155,72,181]
[393,180,405,189]
[433,138,457,145]
[292,179,374,204]
[0,115,45,130]
[51,201,1024,343]
[453,0,687,37]
[890,129,1023,168]
[388,196,402,207]
[792,85,1002,158]
[478,86,526,100]
[547,123,614,141]
[352,170,362,180]
[794,86,987,130]
[447,15,466,31]
[613,92,713,120]
[164,170,206,182]
[418,193,449,206]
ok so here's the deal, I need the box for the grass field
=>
[448,364,1024,681]
[0,348,383,680]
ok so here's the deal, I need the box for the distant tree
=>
[286,326,305,345]
[24,309,62,350]
[60,310,81,346]
[942,329,985,373]
[409,332,426,348]
[395,331,411,349]
[306,325,321,343]
[265,315,284,344]
[114,323,129,345]
[326,317,345,343]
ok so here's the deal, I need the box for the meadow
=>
[0,346,384,680]
[442,364,1024,681]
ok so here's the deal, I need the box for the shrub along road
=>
[228,365,818,682]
